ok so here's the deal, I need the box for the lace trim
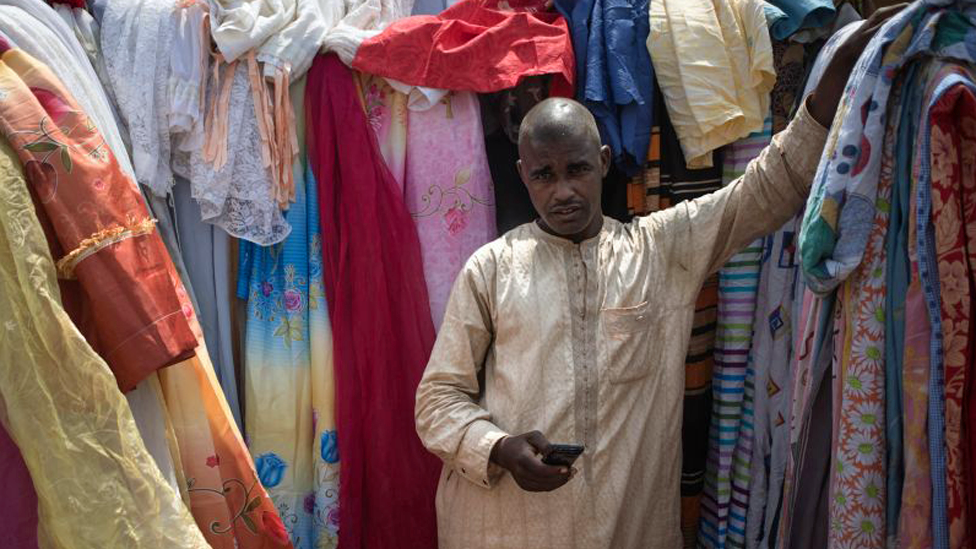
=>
[57,217,158,279]
[204,48,297,211]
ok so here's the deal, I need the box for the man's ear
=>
[517,159,526,185]
[600,145,611,177]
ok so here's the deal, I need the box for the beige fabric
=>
[648,0,775,169]
[0,139,209,548]
[415,102,827,549]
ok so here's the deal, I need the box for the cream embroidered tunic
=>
[415,103,827,549]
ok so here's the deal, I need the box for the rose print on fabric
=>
[255,452,288,488]
[320,431,339,464]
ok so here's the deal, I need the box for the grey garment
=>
[787,358,832,549]
[171,177,243,430]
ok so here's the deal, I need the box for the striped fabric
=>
[699,117,772,549]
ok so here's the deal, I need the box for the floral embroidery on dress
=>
[364,83,386,132]
[255,452,288,488]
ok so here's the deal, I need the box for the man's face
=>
[518,134,610,241]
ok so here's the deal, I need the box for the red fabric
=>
[0,425,37,549]
[930,84,975,547]
[306,54,441,549]
[351,0,575,96]
[45,0,86,8]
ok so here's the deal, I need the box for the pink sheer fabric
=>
[306,54,441,549]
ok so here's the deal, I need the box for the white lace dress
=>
[100,0,290,245]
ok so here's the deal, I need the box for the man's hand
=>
[490,431,574,492]
[807,3,908,127]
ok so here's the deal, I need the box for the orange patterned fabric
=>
[0,46,196,392]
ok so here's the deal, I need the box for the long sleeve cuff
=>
[779,98,830,188]
[456,420,509,489]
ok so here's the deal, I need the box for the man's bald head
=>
[518,98,602,153]
[516,98,610,243]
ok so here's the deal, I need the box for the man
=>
[415,7,902,548]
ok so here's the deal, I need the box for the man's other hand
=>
[808,3,908,127]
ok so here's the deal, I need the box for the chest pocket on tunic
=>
[601,300,661,384]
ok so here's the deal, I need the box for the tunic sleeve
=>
[659,98,828,284]
[415,251,509,489]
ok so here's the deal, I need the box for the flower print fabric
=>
[924,69,976,549]
[798,2,976,295]
[359,73,496,329]
[0,46,197,391]
[237,162,341,549]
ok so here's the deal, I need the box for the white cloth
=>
[172,60,292,245]
[169,1,208,146]
[101,0,178,197]
[0,0,134,178]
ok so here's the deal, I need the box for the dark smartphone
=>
[542,444,584,466]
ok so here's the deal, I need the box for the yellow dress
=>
[0,138,209,548]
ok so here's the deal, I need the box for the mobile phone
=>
[542,444,584,466]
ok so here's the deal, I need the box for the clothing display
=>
[9,0,976,548]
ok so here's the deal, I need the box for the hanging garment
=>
[350,0,575,96]
[0,46,197,391]
[99,0,177,197]
[0,135,209,548]
[798,1,976,295]
[401,87,497,329]
[762,0,835,40]
[928,76,976,549]
[554,0,654,175]
[415,100,827,549]
[100,0,292,246]
[0,0,135,178]
[647,0,775,169]
[883,60,927,547]
[917,66,976,549]
[741,43,813,549]
[359,74,498,328]
[306,54,441,549]
[776,290,834,548]
[237,163,340,549]
[742,214,802,549]
[824,73,895,548]
[172,176,243,429]
[698,118,772,549]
